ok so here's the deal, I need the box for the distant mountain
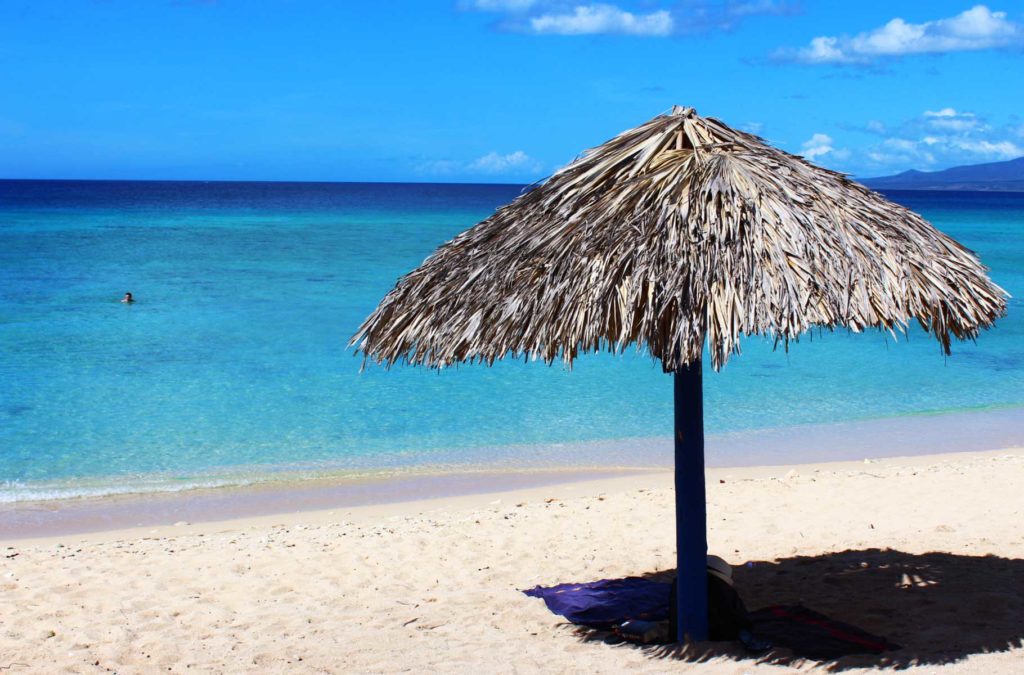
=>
[860,156,1024,192]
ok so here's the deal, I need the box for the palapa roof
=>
[353,106,1007,372]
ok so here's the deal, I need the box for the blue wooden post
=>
[674,359,709,642]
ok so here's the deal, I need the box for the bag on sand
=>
[669,574,752,641]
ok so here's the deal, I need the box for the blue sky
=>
[1,1,1022,182]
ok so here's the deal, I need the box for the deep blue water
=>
[1,180,1021,501]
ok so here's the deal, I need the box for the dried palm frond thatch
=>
[353,106,1007,372]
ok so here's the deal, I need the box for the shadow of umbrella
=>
[569,548,1024,670]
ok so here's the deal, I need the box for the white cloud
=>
[529,4,673,36]
[797,36,847,63]
[419,150,543,177]
[798,133,851,166]
[740,121,764,134]
[465,1,794,36]
[920,108,983,132]
[856,107,1024,175]
[931,119,979,132]
[468,150,543,173]
[950,138,1023,157]
[867,151,905,165]
[784,5,1022,64]
[800,133,837,159]
[883,138,919,152]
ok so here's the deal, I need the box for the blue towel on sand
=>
[523,577,670,628]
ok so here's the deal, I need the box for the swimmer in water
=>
[121,292,135,303]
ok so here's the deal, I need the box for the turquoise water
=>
[1,181,1021,501]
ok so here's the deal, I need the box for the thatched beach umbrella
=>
[352,106,1007,641]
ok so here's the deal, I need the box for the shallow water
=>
[1,181,1021,501]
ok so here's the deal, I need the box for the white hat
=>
[706,554,734,587]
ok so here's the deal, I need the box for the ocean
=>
[1,180,1022,503]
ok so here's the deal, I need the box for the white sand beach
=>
[2,448,1023,673]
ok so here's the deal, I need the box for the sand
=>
[2,448,1023,673]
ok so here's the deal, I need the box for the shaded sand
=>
[2,449,1023,673]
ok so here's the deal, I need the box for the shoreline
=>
[3,406,1023,541]
[3,445,1020,545]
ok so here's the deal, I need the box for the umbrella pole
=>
[674,359,709,642]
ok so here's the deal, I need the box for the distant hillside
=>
[860,156,1024,192]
